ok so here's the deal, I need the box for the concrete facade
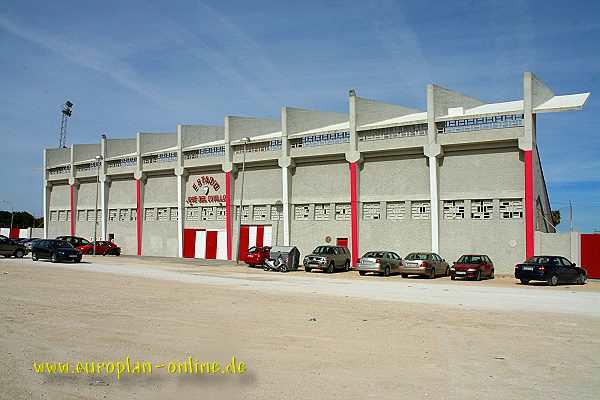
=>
[43,73,590,273]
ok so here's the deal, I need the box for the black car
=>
[514,255,587,286]
[31,239,82,263]
[0,235,27,258]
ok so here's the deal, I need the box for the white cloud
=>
[0,14,165,106]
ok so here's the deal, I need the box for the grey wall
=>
[106,139,136,159]
[140,133,176,154]
[359,155,431,257]
[48,183,70,238]
[285,107,347,135]
[533,145,554,232]
[181,125,224,148]
[73,144,100,163]
[142,174,177,257]
[355,97,421,129]
[107,178,137,255]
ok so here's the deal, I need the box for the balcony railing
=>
[142,152,177,165]
[48,165,71,175]
[290,131,350,149]
[233,139,281,154]
[358,124,427,142]
[75,161,102,173]
[184,146,226,160]
[438,114,524,134]
[107,157,137,169]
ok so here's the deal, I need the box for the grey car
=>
[357,251,404,277]
[303,245,351,273]
[399,252,450,279]
[0,235,27,258]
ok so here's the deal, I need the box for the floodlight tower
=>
[58,100,73,148]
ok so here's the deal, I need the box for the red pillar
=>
[524,150,534,258]
[136,179,142,256]
[70,184,76,236]
[225,171,232,260]
[349,162,359,267]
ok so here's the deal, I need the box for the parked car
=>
[399,252,449,278]
[514,255,587,286]
[18,238,40,252]
[0,235,27,258]
[357,251,404,277]
[56,235,92,249]
[303,245,351,273]
[31,239,82,263]
[450,254,494,280]
[243,246,271,267]
[78,240,121,256]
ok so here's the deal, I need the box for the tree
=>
[551,210,561,227]
[0,210,43,228]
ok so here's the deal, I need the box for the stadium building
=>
[43,72,590,272]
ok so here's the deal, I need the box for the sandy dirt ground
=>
[1,256,599,399]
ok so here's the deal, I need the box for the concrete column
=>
[278,159,293,246]
[175,168,186,258]
[42,150,49,239]
[99,177,109,240]
[43,182,51,239]
[428,155,440,253]
[426,84,443,254]
[134,172,145,256]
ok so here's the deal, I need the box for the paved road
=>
[8,258,600,317]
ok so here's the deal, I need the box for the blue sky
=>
[0,0,598,232]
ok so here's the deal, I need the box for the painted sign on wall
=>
[186,175,226,206]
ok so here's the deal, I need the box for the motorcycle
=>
[263,255,288,272]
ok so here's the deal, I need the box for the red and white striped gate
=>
[183,229,227,260]
[237,225,272,260]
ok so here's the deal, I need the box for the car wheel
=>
[304,267,312,273]
[401,274,408,278]
[14,249,24,258]
[520,279,529,285]
[548,274,559,286]
[31,252,38,261]
[344,260,351,272]
[359,271,366,276]
[576,273,587,285]
[490,269,495,279]
[383,266,391,277]
[51,253,58,263]
[327,262,335,274]
[429,268,436,279]
[263,265,269,271]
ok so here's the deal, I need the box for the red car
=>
[243,246,271,267]
[78,241,121,256]
[450,254,495,280]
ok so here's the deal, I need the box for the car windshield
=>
[363,251,385,258]
[55,241,74,249]
[405,253,429,261]
[457,255,483,264]
[313,246,334,255]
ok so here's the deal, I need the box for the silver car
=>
[357,251,404,277]
[399,252,450,279]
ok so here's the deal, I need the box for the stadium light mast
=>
[58,101,73,148]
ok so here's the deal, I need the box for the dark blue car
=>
[514,255,587,286]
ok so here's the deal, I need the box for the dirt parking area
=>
[1,256,599,399]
